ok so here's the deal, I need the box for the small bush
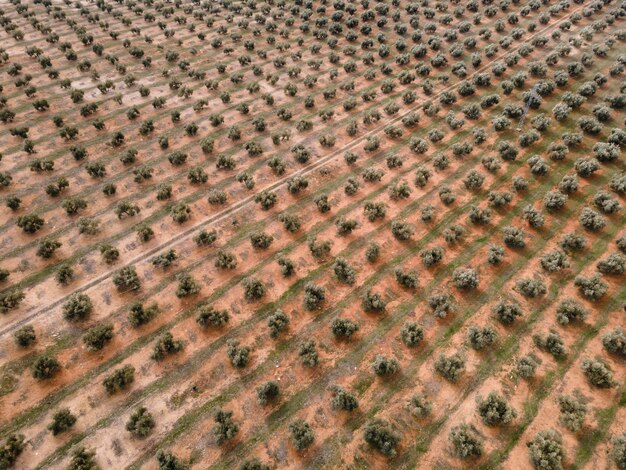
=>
[13,325,36,347]
[331,318,359,340]
[126,407,155,438]
[156,450,188,470]
[242,277,266,301]
[449,424,483,458]
[372,354,400,377]
[213,409,239,444]
[333,258,356,284]
[299,340,319,368]
[533,331,566,358]
[527,429,564,470]
[289,419,314,452]
[267,310,289,338]
[581,358,615,388]
[435,353,465,382]
[176,274,200,298]
[103,365,134,394]
[196,306,229,329]
[467,326,498,350]
[555,299,587,325]
[557,394,586,432]
[32,354,61,380]
[516,278,547,298]
[602,328,626,357]
[151,332,184,361]
[400,322,424,347]
[67,447,99,470]
[477,392,516,426]
[610,432,626,470]
[364,419,401,458]
[304,283,325,310]
[330,385,359,412]
[453,267,479,290]
[112,266,141,292]
[574,274,608,301]
[517,354,541,379]
[0,434,25,469]
[256,381,280,406]
[48,408,77,435]
[129,302,159,327]
[82,323,114,351]
[227,340,251,368]
[410,393,433,418]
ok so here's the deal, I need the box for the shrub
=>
[48,408,76,435]
[453,268,479,290]
[299,340,319,368]
[372,354,399,376]
[250,232,273,249]
[333,258,356,284]
[336,217,358,235]
[574,274,608,301]
[156,451,188,470]
[556,299,587,325]
[63,293,92,322]
[67,447,99,470]
[363,202,387,222]
[175,274,200,298]
[277,256,296,277]
[527,429,564,470]
[112,266,141,292]
[362,289,386,313]
[215,250,237,270]
[213,409,239,445]
[602,328,626,357]
[129,302,159,327]
[308,238,332,260]
[36,238,62,259]
[126,407,155,438]
[330,385,359,412]
[239,459,269,470]
[581,359,615,388]
[516,278,547,298]
[303,283,325,310]
[289,419,314,452]
[449,424,483,458]
[410,393,433,418]
[103,365,135,394]
[557,394,586,432]
[364,419,401,458]
[597,253,625,275]
[435,353,465,382]
[488,244,505,265]
[400,322,424,347]
[560,232,587,252]
[517,354,541,379]
[579,207,606,231]
[196,306,229,329]
[267,310,289,338]
[468,326,498,350]
[13,325,36,347]
[83,323,114,351]
[540,250,570,272]
[0,434,25,469]
[395,268,418,289]
[429,292,455,319]
[227,340,251,368]
[331,318,359,340]
[463,170,485,190]
[533,331,566,358]
[610,432,626,470]
[254,191,277,210]
[503,226,526,248]
[391,220,414,241]
[420,247,444,267]
[242,277,265,301]
[256,381,280,406]
[365,242,380,262]
[151,332,184,361]
[477,392,517,426]
[16,213,44,233]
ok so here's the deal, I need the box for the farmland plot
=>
[0,0,624,469]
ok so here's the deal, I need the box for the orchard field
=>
[0,0,625,469]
